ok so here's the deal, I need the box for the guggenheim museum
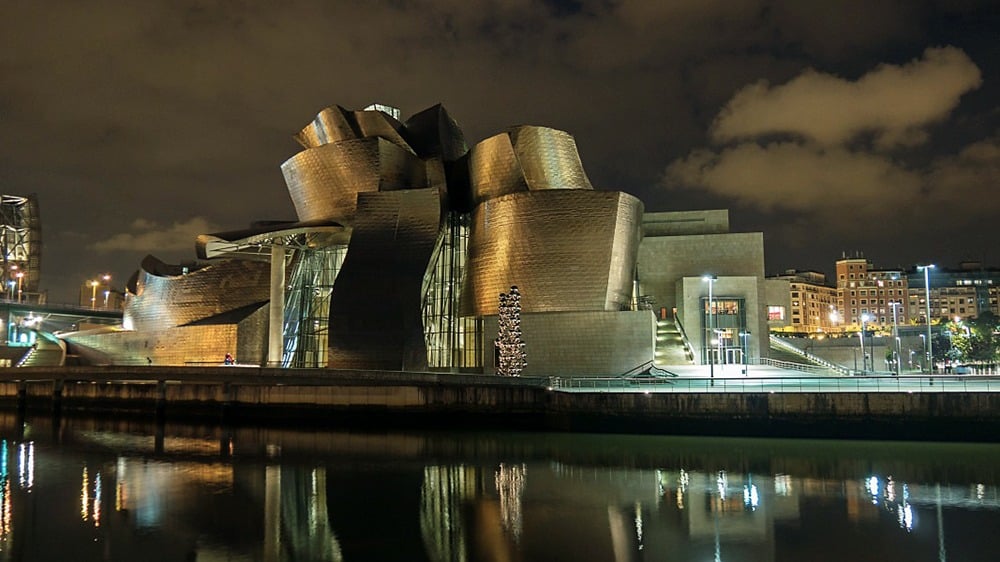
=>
[63,103,769,377]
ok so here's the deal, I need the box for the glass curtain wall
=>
[281,243,347,368]
[421,212,482,370]
[702,297,747,365]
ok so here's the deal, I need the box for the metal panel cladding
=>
[403,104,469,162]
[327,188,442,370]
[281,137,427,224]
[469,126,593,206]
[124,256,271,332]
[293,106,358,148]
[462,190,643,316]
[352,110,414,154]
[509,126,593,191]
[469,132,529,204]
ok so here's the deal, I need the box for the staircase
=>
[17,331,66,367]
[654,318,694,366]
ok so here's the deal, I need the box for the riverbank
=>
[2,366,999,442]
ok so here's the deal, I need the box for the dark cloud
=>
[0,0,997,301]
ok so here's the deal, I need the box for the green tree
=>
[945,312,1000,365]
[967,312,1000,363]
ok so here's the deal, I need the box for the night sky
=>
[2,1,997,303]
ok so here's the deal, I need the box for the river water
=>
[0,412,997,561]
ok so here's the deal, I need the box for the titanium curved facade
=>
[469,126,593,206]
[328,188,442,370]
[293,105,412,153]
[281,138,428,224]
[462,190,643,316]
[509,126,593,191]
[63,102,657,375]
[125,255,271,332]
[281,103,476,370]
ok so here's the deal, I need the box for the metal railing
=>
[672,313,695,362]
[769,335,851,375]
[549,374,1000,393]
[757,357,840,375]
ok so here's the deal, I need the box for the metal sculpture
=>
[496,286,526,377]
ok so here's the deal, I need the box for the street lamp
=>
[917,264,935,373]
[6,264,16,301]
[740,331,751,376]
[89,280,99,310]
[890,301,902,376]
[101,274,112,309]
[919,334,927,371]
[859,313,871,373]
[15,272,23,303]
[702,275,717,386]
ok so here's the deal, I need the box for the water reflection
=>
[0,413,994,561]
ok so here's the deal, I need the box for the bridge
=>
[0,300,121,367]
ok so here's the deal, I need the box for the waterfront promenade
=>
[1,365,998,442]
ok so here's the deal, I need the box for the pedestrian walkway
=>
[17,331,65,367]
[654,318,692,365]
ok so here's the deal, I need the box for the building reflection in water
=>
[0,419,995,561]
[421,465,478,562]
[495,463,525,543]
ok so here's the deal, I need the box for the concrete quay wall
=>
[545,392,1000,441]
[1,367,998,441]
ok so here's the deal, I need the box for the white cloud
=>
[710,46,982,149]
[90,217,221,253]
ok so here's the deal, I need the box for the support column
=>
[268,242,286,367]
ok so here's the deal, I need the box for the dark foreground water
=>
[0,413,997,561]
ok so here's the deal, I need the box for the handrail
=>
[758,357,836,375]
[769,335,851,375]
[549,374,1000,393]
[672,312,695,362]
[620,361,654,377]
[619,360,679,378]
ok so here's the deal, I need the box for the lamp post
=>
[919,334,927,371]
[15,272,23,303]
[890,301,901,376]
[89,280,98,310]
[740,331,751,376]
[859,313,870,374]
[917,264,935,373]
[6,264,16,301]
[702,275,717,386]
[101,274,111,309]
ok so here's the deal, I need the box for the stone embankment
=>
[1,366,998,442]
